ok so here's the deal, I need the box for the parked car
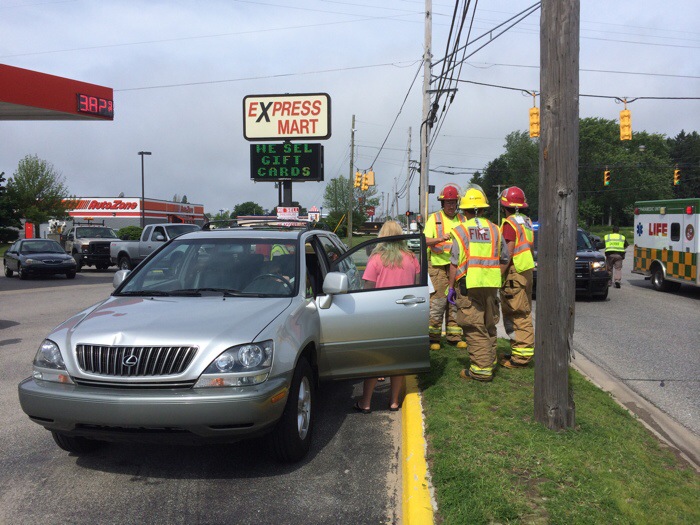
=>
[3,238,77,279]
[532,226,610,300]
[18,220,429,462]
[61,223,119,271]
[110,223,201,270]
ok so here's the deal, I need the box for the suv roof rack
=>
[202,218,330,231]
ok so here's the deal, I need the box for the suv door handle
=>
[395,296,426,305]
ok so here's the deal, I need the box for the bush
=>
[0,227,19,244]
[116,226,143,240]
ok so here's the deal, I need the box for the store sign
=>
[277,207,299,219]
[250,143,324,181]
[243,93,331,141]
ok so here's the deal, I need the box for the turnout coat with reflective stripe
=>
[425,210,466,265]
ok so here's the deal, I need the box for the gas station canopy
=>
[0,64,114,121]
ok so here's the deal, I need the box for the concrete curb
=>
[571,351,700,472]
[401,375,434,525]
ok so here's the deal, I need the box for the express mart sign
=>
[243,93,331,141]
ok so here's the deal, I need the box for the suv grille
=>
[76,345,197,377]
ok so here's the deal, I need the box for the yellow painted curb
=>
[402,375,434,525]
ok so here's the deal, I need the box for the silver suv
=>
[18,221,429,462]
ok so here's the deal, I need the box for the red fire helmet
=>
[500,186,528,208]
[438,184,461,201]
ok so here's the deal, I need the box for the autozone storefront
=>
[65,197,205,229]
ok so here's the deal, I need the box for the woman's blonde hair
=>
[373,220,413,268]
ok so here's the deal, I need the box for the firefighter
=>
[498,186,535,368]
[447,185,508,382]
[424,184,467,350]
[604,225,628,288]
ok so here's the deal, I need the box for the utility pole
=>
[406,127,412,227]
[493,184,504,224]
[347,114,355,245]
[534,0,580,430]
[419,0,432,223]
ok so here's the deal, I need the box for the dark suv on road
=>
[533,226,610,300]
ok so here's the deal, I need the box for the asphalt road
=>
[0,269,402,525]
[536,249,700,437]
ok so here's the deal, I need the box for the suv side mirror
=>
[596,241,605,250]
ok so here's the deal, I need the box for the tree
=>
[181,195,188,203]
[322,176,378,236]
[232,201,265,217]
[7,155,71,228]
[668,130,700,199]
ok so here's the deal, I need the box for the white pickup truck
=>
[110,223,200,270]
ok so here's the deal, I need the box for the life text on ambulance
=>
[632,198,700,292]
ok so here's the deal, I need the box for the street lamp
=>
[138,151,152,228]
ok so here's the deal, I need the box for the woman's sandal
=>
[353,401,371,414]
[389,404,400,412]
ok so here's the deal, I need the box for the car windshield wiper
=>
[117,290,172,296]
[170,288,241,297]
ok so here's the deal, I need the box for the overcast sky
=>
[1,0,698,216]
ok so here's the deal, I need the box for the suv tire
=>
[270,357,314,463]
[4,264,12,277]
[51,431,101,454]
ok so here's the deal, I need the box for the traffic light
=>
[673,169,681,186]
[365,170,375,186]
[361,173,369,191]
[354,170,362,188]
[604,170,611,186]
[529,107,540,138]
[405,210,412,217]
[619,109,632,141]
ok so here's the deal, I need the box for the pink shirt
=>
[363,251,420,288]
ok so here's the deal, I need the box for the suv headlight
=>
[591,261,606,270]
[194,340,273,388]
[32,339,74,384]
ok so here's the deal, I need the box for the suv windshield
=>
[117,237,298,297]
[76,227,118,239]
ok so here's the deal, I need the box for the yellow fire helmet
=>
[459,184,489,209]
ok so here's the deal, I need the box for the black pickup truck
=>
[532,226,610,300]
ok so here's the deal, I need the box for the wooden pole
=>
[534,0,580,430]
[347,114,355,244]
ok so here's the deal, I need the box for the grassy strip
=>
[420,341,699,524]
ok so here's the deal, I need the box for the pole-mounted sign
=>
[243,93,331,141]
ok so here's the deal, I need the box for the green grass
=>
[420,342,699,525]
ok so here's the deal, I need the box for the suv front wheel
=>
[270,357,314,463]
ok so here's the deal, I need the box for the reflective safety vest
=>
[604,233,626,252]
[426,211,466,265]
[271,244,291,258]
[502,214,535,272]
[452,218,502,289]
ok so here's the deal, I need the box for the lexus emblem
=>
[123,354,139,367]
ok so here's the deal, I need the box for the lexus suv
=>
[533,226,610,300]
[18,220,429,462]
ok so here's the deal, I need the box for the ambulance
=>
[632,198,700,292]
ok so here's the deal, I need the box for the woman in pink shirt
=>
[354,220,420,413]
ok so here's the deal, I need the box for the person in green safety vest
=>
[447,184,509,383]
[604,225,628,288]
[498,186,536,369]
[423,184,467,351]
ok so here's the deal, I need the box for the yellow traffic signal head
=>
[361,173,369,191]
[604,170,611,186]
[354,171,362,188]
[529,107,540,138]
[619,109,632,141]
[673,169,680,186]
